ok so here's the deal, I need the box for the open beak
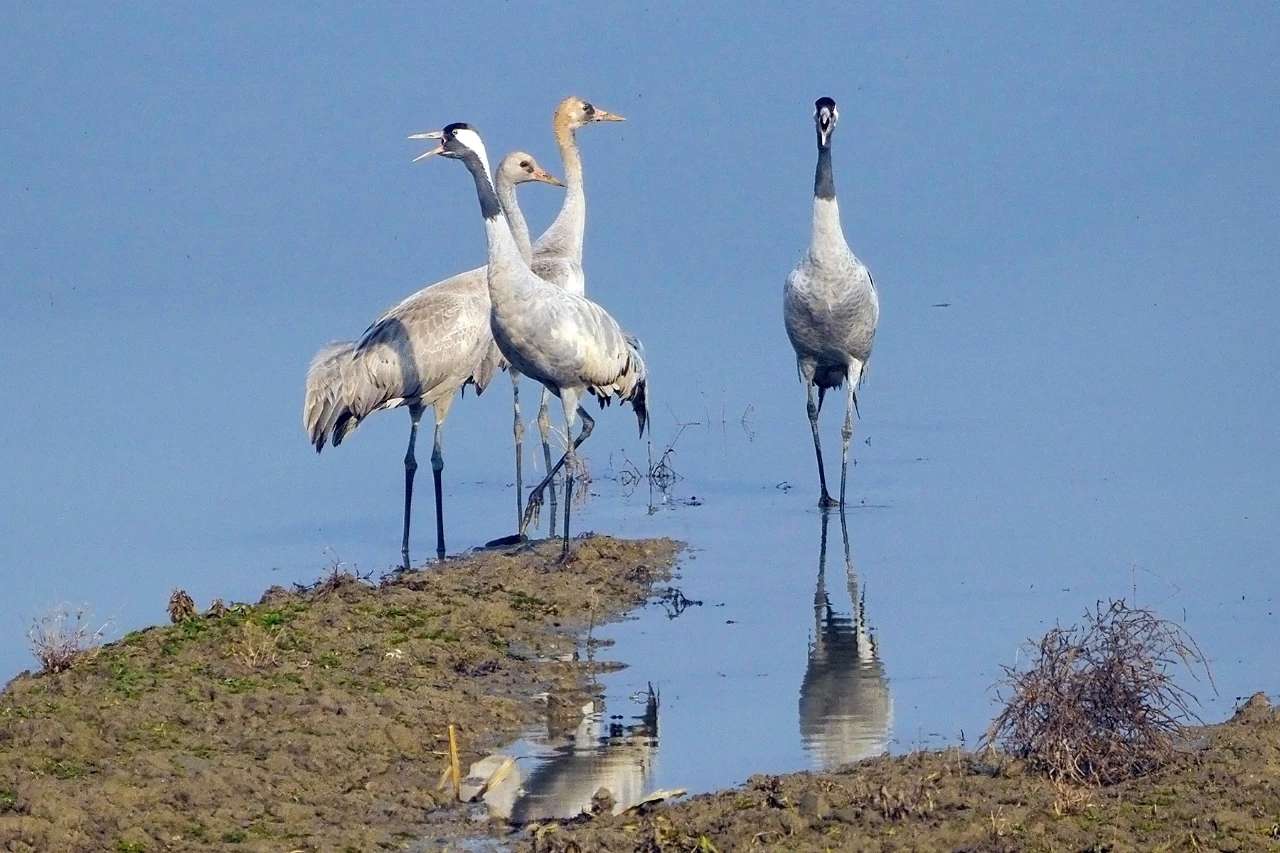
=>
[407,130,444,162]
[591,107,625,123]
[535,167,565,188]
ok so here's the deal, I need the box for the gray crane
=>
[517,97,624,534]
[303,152,562,568]
[784,97,880,507]
[415,124,648,558]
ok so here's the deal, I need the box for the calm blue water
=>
[469,403,1276,816]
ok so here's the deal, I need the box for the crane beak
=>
[407,130,445,162]
[535,167,565,188]
[591,108,625,123]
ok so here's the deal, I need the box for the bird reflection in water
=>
[488,686,660,823]
[799,509,892,768]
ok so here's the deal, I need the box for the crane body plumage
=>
[302,151,560,567]
[421,123,646,558]
[784,97,879,507]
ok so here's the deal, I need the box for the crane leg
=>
[401,404,425,570]
[839,382,856,507]
[512,375,525,527]
[521,398,593,542]
[536,388,557,537]
[430,396,453,562]
[560,402,591,560]
[807,383,837,508]
[432,423,445,561]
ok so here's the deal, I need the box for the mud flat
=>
[524,693,1280,852]
[0,536,680,852]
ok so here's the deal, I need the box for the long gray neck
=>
[495,174,533,263]
[533,127,584,262]
[810,139,846,258]
[461,153,525,303]
[814,142,835,200]
[462,153,502,221]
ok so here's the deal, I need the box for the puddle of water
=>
[481,688,659,822]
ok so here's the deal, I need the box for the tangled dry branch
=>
[984,599,1213,785]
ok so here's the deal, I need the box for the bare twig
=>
[984,599,1214,785]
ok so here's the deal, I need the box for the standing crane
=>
[414,123,647,558]
[303,152,562,568]
[518,97,624,533]
[784,97,880,507]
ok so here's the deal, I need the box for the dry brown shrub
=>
[28,604,108,674]
[167,588,197,623]
[984,599,1212,786]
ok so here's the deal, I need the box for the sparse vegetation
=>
[227,621,284,669]
[985,599,1213,786]
[27,603,108,674]
[0,536,679,852]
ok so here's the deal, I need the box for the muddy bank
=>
[0,536,680,852]
[525,694,1280,852]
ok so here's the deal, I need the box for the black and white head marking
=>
[440,122,490,166]
[814,96,838,148]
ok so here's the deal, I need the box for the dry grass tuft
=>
[28,604,108,674]
[229,622,284,669]
[985,599,1212,786]
[167,589,197,623]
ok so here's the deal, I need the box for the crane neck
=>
[535,123,585,262]
[460,152,526,300]
[814,142,836,200]
[810,142,846,259]
[494,173,533,264]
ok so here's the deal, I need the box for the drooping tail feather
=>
[303,341,357,452]
[632,375,649,438]
[624,333,648,438]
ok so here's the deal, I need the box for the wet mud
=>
[524,693,1280,852]
[0,536,680,852]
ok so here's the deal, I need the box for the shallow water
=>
[6,364,1277,815]
[424,407,1277,819]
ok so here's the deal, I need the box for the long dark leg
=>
[512,375,525,526]
[432,423,445,561]
[521,398,593,537]
[839,381,856,507]
[807,382,837,508]
[562,445,575,559]
[401,404,425,570]
[536,389,557,537]
[430,397,454,562]
[560,401,591,559]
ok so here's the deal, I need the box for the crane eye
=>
[519,160,530,169]
[583,102,594,114]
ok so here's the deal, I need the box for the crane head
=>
[500,151,565,188]
[554,96,625,133]
[814,97,838,147]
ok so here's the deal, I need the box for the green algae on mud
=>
[524,693,1280,853]
[0,535,681,852]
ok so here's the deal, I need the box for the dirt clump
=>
[522,692,1280,852]
[0,535,680,852]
